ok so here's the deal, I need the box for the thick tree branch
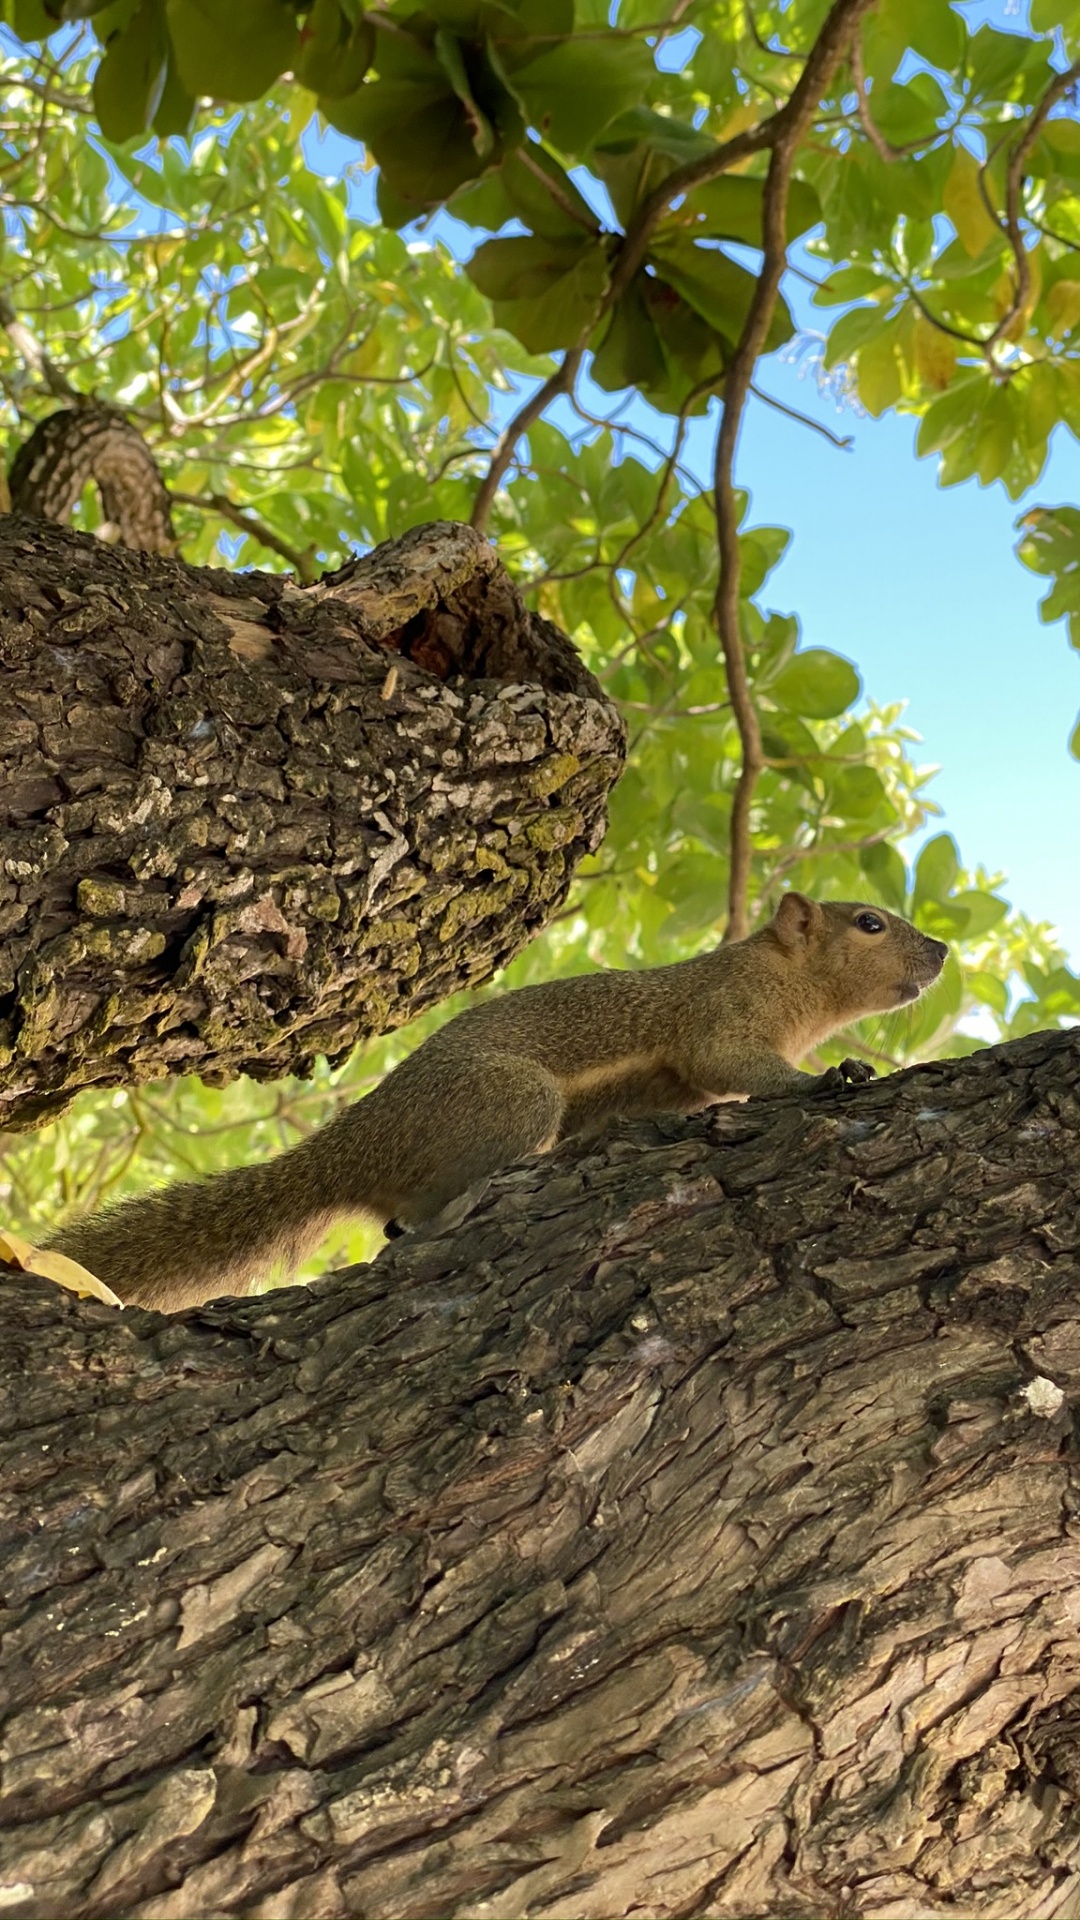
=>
[0,517,623,1129]
[4,1026,1080,1917]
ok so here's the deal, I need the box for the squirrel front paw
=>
[816,1058,876,1094]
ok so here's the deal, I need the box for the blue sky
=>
[717,351,1080,959]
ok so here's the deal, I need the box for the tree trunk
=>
[2,1025,1078,1919]
[0,516,624,1129]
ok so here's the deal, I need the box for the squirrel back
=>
[47,892,947,1311]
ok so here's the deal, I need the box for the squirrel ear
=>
[772,892,820,948]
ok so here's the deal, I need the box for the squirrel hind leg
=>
[387,1060,562,1237]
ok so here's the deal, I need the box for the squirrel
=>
[46,893,947,1313]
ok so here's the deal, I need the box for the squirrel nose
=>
[929,939,948,964]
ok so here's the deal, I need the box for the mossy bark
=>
[2,1026,1079,1918]
[0,517,624,1129]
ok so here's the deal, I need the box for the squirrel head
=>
[768,892,948,1017]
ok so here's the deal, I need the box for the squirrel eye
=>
[855,911,884,934]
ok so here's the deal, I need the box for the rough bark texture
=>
[2,1025,1079,1919]
[0,517,624,1129]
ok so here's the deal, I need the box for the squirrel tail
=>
[44,1135,370,1313]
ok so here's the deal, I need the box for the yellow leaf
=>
[912,310,958,390]
[0,1229,123,1307]
[943,146,1001,258]
[1047,278,1080,336]
[856,330,903,416]
[715,98,767,174]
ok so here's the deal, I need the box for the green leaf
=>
[916,373,989,457]
[913,832,959,908]
[813,264,892,308]
[434,29,494,160]
[860,0,964,81]
[595,105,715,165]
[829,765,887,818]
[467,233,609,351]
[648,233,793,352]
[860,841,908,912]
[591,271,668,394]
[326,26,523,208]
[150,43,194,133]
[508,36,655,151]
[590,109,713,226]
[295,0,373,98]
[968,22,1043,102]
[9,0,52,37]
[967,970,1009,1015]
[166,0,298,100]
[770,648,861,719]
[680,173,821,247]
[446,171,516,230]
[93,0,166,139]
[950,889,1009,938]
[870,73,948,147]
[855,323,903,416]
[822,302,886,369]
[499,145,600,242]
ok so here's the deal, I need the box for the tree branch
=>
[470,349,582,533]
[984,57,1080,354]
[850,36,925,162]
[0,293,81,401]
[171,489,320,582]
[710,0,877,942]
[468,0,873,539]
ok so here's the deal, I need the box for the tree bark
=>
[2,1025,1079,1919]
[0,517,624,1129]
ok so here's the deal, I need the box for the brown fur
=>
[47,894,947,1310]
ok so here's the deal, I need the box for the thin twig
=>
[745,4,795,59]
[850,36,924,162]
[749,380,854,447]
[612,375,723,573]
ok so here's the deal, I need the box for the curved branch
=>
[606,0,876,321]
[171,489,319,582]
[467,1,873,556]
[850,36,925,162]
[470,349,582,533]
[984,58,1080,354]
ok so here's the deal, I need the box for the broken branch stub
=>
[0,517,625,1128]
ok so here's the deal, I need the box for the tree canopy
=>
[1,0,1079,1277]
